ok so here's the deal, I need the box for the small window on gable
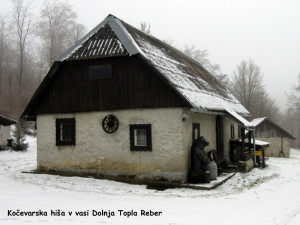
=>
[89,64,112,79]
[231,124,235,139]
[56,118,76,146]
[130,124,152,151]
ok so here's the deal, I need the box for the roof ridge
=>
[57,14,145,61]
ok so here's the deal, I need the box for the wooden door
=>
[216,116,224,159]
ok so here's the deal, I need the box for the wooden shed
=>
[250,117,295,157]
[0,114,17,148]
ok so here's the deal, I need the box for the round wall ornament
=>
[102,115,119,133]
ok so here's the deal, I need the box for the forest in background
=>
[0,0,86,118]
[1,0,299,147]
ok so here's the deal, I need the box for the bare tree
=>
[0,16,6,87]
[70,23,86,45]
[11,0,33,85]
[230,59,279,120]
[182,44,229,87]
[37,0,86,66]
[230,59,264,111]
[0,0,86,118]
[140,22,151,34]
[286,73,300,147]
[287,73,300,108]
[0,15,19,116]
[252,90,279,120]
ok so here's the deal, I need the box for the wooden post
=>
[241,127,245,160]
[279,135,285,157]
[262,146,266,167]
[248,130,252,159]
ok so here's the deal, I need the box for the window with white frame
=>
[130,124,152,151]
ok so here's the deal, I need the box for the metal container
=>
[206,161,218,180]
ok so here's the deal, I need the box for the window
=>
[130,124,152,151]
[56,118,76,146]
[89,64,112,79]
[231,124,235,139]
[192,123,200,142]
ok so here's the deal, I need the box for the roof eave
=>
[0,115,18,126]
[190,108,226,116]
[256,117,296,140]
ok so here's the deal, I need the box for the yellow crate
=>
[251,150,262,156]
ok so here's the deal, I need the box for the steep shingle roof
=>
[250,117,295,140]
[23,14,250,118]
[123,22,248,115]
[58,15,249,115]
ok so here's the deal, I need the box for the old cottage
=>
[22,15,251,182]
[0,114,17,148]
[250,117,295,158]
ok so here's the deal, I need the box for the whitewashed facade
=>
[37,108,239,182]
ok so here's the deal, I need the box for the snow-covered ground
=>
[1,136,300,225]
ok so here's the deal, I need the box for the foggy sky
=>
[1,0,299,112]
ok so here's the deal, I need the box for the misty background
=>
[0,0,299,147]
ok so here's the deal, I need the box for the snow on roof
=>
[251,117,266,127]
[123,21,249,115]
[249,117,295,139]
[226,108,253,127]
[243,139,270,146]
[0,114,17,126]
[56,14,249,115]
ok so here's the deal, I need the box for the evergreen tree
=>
[12,121,28,151]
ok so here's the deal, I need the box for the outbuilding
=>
[250,117,295,158]
[0,114,17,148]
[22,15,251,182]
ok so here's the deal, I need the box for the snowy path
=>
[1,136,300,224]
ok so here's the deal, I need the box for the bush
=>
[12,121,29,151]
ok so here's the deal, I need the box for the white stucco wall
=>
[183,111,216,155]
[182,110,217,172]
[182,111,239,164]
[37,108,189,182]
[0,125,11,147]
[223,117,239,161]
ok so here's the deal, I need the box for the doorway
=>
[216,115,224,159]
